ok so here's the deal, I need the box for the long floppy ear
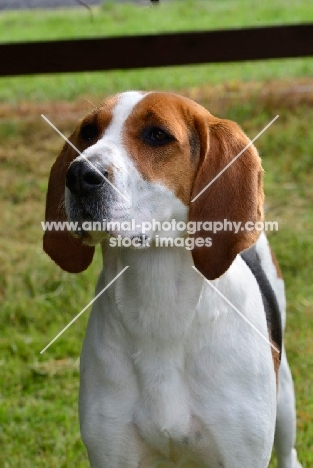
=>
[43,136,95,273]
[190,115,264,280]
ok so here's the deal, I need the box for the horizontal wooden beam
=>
[1,23,313,77]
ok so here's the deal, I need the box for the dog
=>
[43,91,302,468]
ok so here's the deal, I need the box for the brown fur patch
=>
[271,341,281,389]
[270,248,283,279]
[123,93,204,205]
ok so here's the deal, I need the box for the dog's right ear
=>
[43,136,95,273]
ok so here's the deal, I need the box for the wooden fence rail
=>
[1,23,313,77]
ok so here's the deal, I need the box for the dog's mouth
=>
[66,196,153,249]
[68,209,151,248]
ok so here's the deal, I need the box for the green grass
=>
[0,80,312,467]
[1,0,312,42]
[0,0,313,102]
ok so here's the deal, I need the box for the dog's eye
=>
[80,123,98,142]
[149,128,168,142]
[144,127,174,146]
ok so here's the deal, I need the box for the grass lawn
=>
[0,0,313,102]
[0,1,312,467]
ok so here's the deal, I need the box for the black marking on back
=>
[241,245,282,361]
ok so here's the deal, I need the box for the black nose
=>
[66,160,108,195]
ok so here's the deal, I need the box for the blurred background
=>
[0,1,312,466]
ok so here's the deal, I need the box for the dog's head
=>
[43,91,263,279]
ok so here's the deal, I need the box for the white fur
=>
[80,246,278,468]
[67,92,302,467]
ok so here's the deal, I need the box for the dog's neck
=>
[100,244,204,342]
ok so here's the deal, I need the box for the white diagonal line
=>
[41,114,130,203]
[41,114,81,154]
[191,115,279,203]
[191,266,279,353]
[40,266,129,354]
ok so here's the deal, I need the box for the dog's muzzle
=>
[66,159,108,196]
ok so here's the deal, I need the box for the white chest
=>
[79,250,276,468]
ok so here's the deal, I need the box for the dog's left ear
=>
[189,114,264,280]
[43,134,95,273]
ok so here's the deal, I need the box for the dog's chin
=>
[70,229,108,246]
[84,231,108,246]
[107,231,151,250]
[67,212,108,246]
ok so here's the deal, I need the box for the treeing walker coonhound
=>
[43,91,302,468]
